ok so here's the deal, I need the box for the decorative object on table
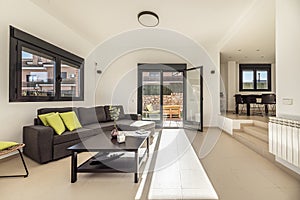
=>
[117,132,126,143]
[109,105,120,138]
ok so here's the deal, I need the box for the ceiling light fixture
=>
[138,11,159,27]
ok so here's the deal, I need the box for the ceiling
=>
[29,0,275,64]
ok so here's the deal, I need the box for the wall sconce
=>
[95,62,102,74]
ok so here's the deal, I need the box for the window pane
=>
[61,61,81,97]
[142,71,161,121]
[21,47,55,97]
[242,70,254,89]
[256,70,268,89]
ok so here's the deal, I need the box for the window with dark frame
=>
[9,26,84,102]
[239,64,271,91]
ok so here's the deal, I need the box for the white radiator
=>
[269,117,300,167]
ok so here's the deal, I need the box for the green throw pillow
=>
[59,111,82,131]
[46,113,66,135]
[38,112,55,126]
[0,141,18,151]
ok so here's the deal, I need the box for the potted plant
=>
[109,106,120,138]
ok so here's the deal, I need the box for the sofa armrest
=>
[23,125,54,164]
[123,114,141,120]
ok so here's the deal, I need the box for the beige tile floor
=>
[0,128,299,200]
[192,128,300,200]
[163,119,183,128]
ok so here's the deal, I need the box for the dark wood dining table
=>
[235,94,269,116]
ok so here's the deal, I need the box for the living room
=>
[1,0,300,200]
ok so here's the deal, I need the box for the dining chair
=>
[245,95,261,115]
[261,94,276,116]
[234,94,246,114]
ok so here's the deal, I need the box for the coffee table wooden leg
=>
[71,151,77,183]
[134,150,139,183]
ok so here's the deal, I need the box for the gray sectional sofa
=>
[23,105,155,164]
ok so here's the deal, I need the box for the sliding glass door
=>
[138,64,202,130]
[138,64,186,127]
[140,71,162,122]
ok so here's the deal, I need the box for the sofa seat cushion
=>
[95,121,115,132]
[117,120,155,131]
[77,107,98,126]
[116,119,134,127]
[83,122,100,128]
[53,128,99,145]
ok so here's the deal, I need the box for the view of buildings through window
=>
[21,48,80,98]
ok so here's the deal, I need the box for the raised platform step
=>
[241,125,268,143]
[233,131,275,163]
[253,120,268,129]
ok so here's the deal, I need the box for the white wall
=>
[0,0,92,142]
[87,28,221,127]
[276,0,300,119]
[95,49,216,127]
[220,63,228,113]
[227,61,238,111]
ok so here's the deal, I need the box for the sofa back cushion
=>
[104,106,112,121]
[36,107,77,125]
[77,107,98,126]
[95,106,107,122]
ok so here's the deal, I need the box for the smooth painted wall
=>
[95,49,216,127]
[276,0,300,119]
[0,0,92,142]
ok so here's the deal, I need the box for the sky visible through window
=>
[22,51,33,59]
[243,71,267,82]
[243,71,253,82]
[257,71,267,81]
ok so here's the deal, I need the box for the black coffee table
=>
[68,132,149,183]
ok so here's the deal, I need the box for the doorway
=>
[138,64,203,131]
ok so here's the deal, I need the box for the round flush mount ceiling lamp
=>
[138,11,159,27]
